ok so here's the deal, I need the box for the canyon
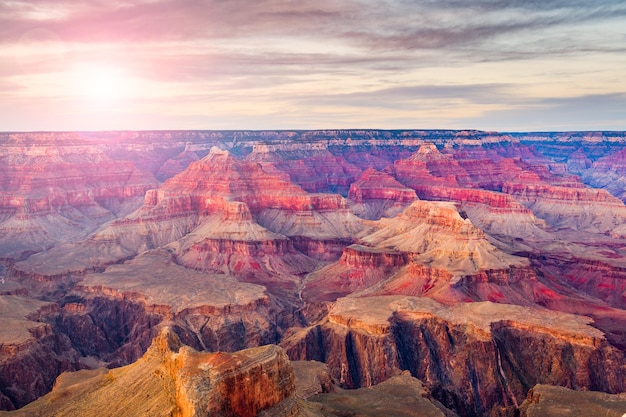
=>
[2,129,626,416]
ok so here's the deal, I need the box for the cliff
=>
[0,296,81,410]
[348,168,418,220]
[247,146,362,195]
[1,328,299,417]
[62,249,279,359]
[5,130,626,417]
[284,296,626,416]
[0,143,157,259]
[303,200,528,302]
[502,182,626,234]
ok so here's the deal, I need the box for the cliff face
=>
[1,328,299,417]
[0,143,157,259]
[0,296,81,410]
[10,147,364,278]
[60,249,282,358]
[502,182,626,234]
[284,296,626,417]
[348,168,418,220]
[5,130,626,416]
[247,146,362,195]
[303,200,528,303]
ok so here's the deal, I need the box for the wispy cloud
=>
[0,0,624,131]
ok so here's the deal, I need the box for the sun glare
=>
[74,66,126,103]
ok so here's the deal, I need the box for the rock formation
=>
[303,200,529,303]
[283,296,626,416]
[0,142,157,259]
[0,296,81,410]
[0,328,299,417]
[348,168,418,220]
[519,384,626,417]
[3,130,626,416]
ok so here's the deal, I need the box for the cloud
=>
[0,1,624,131]
[0,0,354,43]
[466,93,626,131]
[292,83,519,110]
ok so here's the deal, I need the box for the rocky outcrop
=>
[393,143,468,190]
[255,206,365,261]
[0,143,157,259]
[2,328,299,417]
[165,203,318,298]
[308,372,455,417]
[519,384,626,417]
[502,182,626,234]
[11,147,363,277]
[0,296,81,410]
[61,249,279,358]
[303,245,408,302]
[284,296,626,417]
[303,200,529,302]
[247,146,362,195]
[536,257,626,309]
[348,168,418,219]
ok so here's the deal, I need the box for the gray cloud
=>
[467,93,626,131]
[1,0,625,131]
[292,84,519,110]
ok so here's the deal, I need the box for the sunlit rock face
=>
[1,328,299,417]
[3,129,626,417]
[348,168,418,220]
[283,296,626,416]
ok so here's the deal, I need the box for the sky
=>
[0,0,625,132]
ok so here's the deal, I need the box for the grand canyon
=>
[2,129,626,417]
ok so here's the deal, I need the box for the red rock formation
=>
[303,245,409,301]
[3,328,299,417]
[11,147,363,276]
[502,182,626,233]
[0,144,157,258]
[283,296,626,417]
[0,296,82,410]
[393,143,468,190]
[348,168,417,219]
[247,145,362,195]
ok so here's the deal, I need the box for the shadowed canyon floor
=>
[2,130,626,416]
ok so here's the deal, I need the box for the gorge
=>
[2,129,626,416]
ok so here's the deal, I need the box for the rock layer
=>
[284,296,626,416]
[1,328,298,417]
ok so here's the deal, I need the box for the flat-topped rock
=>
[309,372,452,417]
[0,295,51,350]
[329,296,605,343]
[519,384,626,417]
[79,249,268,314]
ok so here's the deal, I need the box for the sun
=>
[87,69,122,102]
[74,66,126,104]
